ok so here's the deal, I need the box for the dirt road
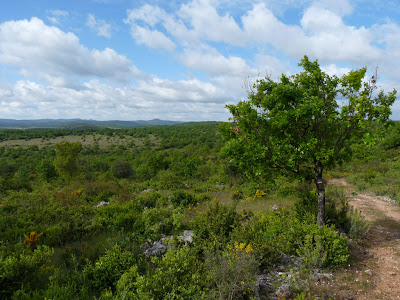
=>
[328,178,400,299]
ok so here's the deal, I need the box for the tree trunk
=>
[315,162,325,226]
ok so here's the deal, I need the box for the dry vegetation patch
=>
[0,133,161,149]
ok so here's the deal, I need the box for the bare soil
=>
[320,178,400,299]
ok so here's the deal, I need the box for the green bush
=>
[294,186,350,230]
[0,245,54,298]
[36,159,58,182]
[112,160,133,179]
[192,202,240,252]
[169,190,196,207]
[296,224,349,268]
[118,247,206,299]
[12,281,91,300]
[232,209,349,268]
[347,208,370,240]
[205,243,259,299]
[133,206,183,241]
[154,170,183,190]
[85,245,136,292]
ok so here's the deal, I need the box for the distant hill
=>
[0,118,182,129]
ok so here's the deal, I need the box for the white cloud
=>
[312,0,354,16]
[253,54,293,78]
[177,0,245,45]
[86,14,112,38]
[125,1,389,68]
[124,6,177,51]
[47,9,69,24]
[239,3,383,64]
[125,1,245,46]
[125,4,168,27]
[180,48,251,76]
[2,1,400,122]
[131,26,176,51]
[0,18,142,84]
[321,64,352,77]
[50,10,69,17]
[0,77,230,121]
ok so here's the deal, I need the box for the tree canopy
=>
[221,56,397,225]
[54,141,82,181]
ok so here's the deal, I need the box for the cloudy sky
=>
[0,0,399,121]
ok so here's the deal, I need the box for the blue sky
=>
[0,0,399,121]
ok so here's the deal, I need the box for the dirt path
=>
[328,178,400,299]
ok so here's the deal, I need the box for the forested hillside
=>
[0,121,399,299]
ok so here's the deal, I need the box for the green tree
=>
[221,56,396,225]
[112,160,133,178]
[37,158,58,181]
[54,141,82,181]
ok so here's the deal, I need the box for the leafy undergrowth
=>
[0,124,374,299]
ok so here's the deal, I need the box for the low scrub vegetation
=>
[0,121,392,299]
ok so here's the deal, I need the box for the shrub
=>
[192,202,240,252]
[205,242,259,299]
[296,224,349,268]
[0,245,54,298]
[232,209,349,268]
[85,245,136,292]
[170,190,196,207]
[112,160,132,179]
[133,206,183,241]
[347,208,370,240]
[196,194,211,203]
[121,247,206,299]
[154,170,183,190]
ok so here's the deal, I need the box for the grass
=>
[0,133,160,149]
[204,190,295,214]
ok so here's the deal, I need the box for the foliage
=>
[36,158,58,181]
[192,202,240,252]
[169,190,195,207]
[114,247,206,300]
[296,226,349,268]
[112,160,133,179]
[232,209,349,268]
[0,122,373,298]
[205,242,259,299]
[54,141,82,180]
[85,245,136,292]
[0,245,54,298]
[347,208,370,240]
[221,56,396,225]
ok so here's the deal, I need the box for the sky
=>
[0,0,400,121]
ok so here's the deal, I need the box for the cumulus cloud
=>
[131,26,176,51]
[179,48,251,76]
[1,1,400,122]
[86,14,112,38]
[177,0,245,45]
[0,18,142,84]
[124,1,396,68]
[112,1,400,118]
[0,77,230,121]
[125,4,168,27]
